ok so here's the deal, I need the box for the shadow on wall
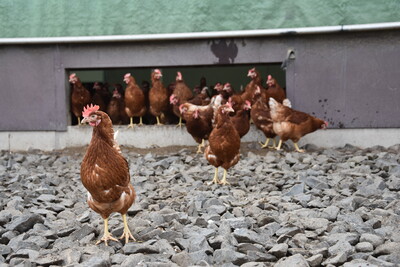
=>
[209,39,242,64]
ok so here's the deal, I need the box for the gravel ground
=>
[0,142,400,267]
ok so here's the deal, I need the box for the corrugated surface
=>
[0,0,399,38]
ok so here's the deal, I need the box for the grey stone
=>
[233,228,267,245]
[246,250,277,262]
[343,259,379,267]
[284,183,305,196]
[5,214,44,233]
[268,243,288,258]
[275,226,302,237]
[175,235,212,253]
[33,254,63,266]
[322,252,348,266]
[374,242,400,255]
[306,254,323,267]
[321,206,340,221]
[324,232,359,246]
[61,248,82,265]
[355,242,374,252]
[240,263,267,267]
[328,241,355,257]
[70,225,97,241]
[171,250,211,266]
[213,248,247,265]
[123,240,158,254]
[274,254,310,267]
[81,256,111,267]
[367,255,396,267]
[0,244,12,257]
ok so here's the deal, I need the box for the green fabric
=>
[1,0,399,38]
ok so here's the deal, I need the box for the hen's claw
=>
[294,143,305,153]
[219,169,230,185]
[120,214,136,244]
[96,218,118,246]
[208,167,220,185]
[96,233,118,246]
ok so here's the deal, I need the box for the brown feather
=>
[149,71,169,117]
[125,76,146,118]
[81,111,135,219]
[205,105,240,170]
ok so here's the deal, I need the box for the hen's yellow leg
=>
[127,117,135,128]
[294,143,305,153]
[119,214,136,243]
[78,117,81,126]
[259,138,270,148]
[138,117,143,126]
[196,139,205,154]
[271,138,277,148]
[276,139,283,151]
[156,116,163,125]
[176,117,183,128]
[219,169,230,185]
[96,218,118,246]
[210,167,220,184]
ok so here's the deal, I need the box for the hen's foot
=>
[196,144,203,154]
[96,232,118,246]
[259,138,270,149]
[127,123,135,129]
[207,168,219,185]
[120,214,137,244]
[219,169,230,185]
[119,229,136,243]
[294,143,305,153]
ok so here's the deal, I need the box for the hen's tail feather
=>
[269,97,279,111]
[113,130,122,154]
[283,98,292,108]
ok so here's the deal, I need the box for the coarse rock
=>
[268,243,288,258]
[343,259,379,267]
[306,254,323,267]
[355,242,374,252]
[274,254,310,267]
[0,145,399,266]
[213,248,247,265]
[359,233,384,248]
[5,214,44,233]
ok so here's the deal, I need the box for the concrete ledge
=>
[0,126,399,152]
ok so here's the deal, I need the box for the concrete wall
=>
[1,30,400,131]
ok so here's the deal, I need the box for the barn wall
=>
[0,30,399,131]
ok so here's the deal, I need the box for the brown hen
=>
[180,102,214,153]
[269,98,328,152]
[69,73,91,125]
[172,72,194,127]
[149,69,169,125]
[124,73,147,128]
[205,103,240,185]
[81,104,136,245]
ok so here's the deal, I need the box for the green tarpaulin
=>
[0,0,399,38]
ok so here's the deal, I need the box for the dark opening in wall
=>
[68,63,285,126]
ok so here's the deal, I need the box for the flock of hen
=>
[70,68,327,246]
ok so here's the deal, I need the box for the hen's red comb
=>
[82,104,100,118]
[267,75,272,80]
[154,69,161,73]
[124,73,131,78]
[69,73,76,79]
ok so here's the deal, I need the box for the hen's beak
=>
[81,117,89,124]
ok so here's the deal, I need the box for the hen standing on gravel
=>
[80,104,136,246]
[205,103,240,185]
